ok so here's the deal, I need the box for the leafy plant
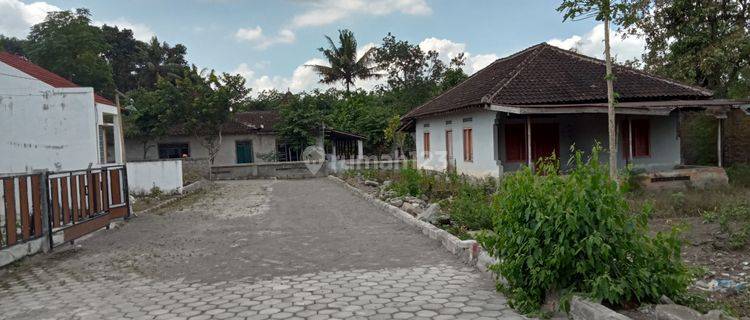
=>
[447,181,495,231]
[478,147,690,314]
[727,164,750,188]
[390,166,426,197]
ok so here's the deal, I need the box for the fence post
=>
[39,170,52,253]
[122,166,131,220]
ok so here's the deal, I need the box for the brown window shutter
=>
[632,119,650,157]
[423,132,430,158]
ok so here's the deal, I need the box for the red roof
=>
[0,52,115,106]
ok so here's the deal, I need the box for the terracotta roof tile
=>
[404,43,712,120]
[167,110,281,136]
[0,52,115,106]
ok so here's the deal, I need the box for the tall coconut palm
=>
[307,29,379,93]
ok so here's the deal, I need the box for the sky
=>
[0,0,646,94]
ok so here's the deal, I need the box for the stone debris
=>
[363,180,380,187]
[655,304,738,320]
[417,203,447,224]
[401,202,422,216]
[387,197,404,207]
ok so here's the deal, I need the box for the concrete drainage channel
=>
[328,175,633,320]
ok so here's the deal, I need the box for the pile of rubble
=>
[362,179,448,224]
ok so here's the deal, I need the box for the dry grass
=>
[628,186,750,218]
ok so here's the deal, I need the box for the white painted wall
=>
[416,109,501,178]
[126,160,184,195]
[0,61,123,174]
[415,109,683,177]
[125,133,278,165]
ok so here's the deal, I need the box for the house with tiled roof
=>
[0,52,124,173]
[402,43,747,177]
[125,110,365,168]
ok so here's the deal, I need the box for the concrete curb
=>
[328,175,631,320]
[327,175,496,272]
[570,296,631,320]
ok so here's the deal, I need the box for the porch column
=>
[331,140,337,161]
[526,115,532,168]
[628,118,633,163]
[717,118,723,167]
[357,139,364,160]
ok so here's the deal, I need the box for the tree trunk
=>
[604,17,618,181]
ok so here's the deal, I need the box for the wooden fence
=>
[0,165,130,252]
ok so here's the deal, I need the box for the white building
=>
[402,43,744,178]
[0,52,124,174]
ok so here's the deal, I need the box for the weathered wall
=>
[414,109,682,177]
[0,61,123,174]
[126,160,184,195]
[416,109,501,178]
[125,133,277,166]
[724,109,750,165]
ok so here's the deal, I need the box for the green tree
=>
[0,35,27,55]
[558,0,641,180]
[101,25,141,93]
[276,92,331,150]
[374,33,453,113]
[125,85,172,158]
[136,37,188,89]
[25,8,114,97]
[306,29,379,93]
[626,0,750,99]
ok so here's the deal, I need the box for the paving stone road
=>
[0,179,528,320]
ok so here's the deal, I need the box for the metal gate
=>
[1,165,130,251]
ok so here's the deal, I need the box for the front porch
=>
[496,112,684,174]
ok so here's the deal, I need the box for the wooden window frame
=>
[445,130,453,160]
[463,128,473,162]
[632,119,651,158]
[423,132,430,159]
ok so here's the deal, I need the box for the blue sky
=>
[1,0,645,93]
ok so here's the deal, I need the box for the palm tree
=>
[307,29,379,93]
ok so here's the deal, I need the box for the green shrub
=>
[447,181,495,231]
[727,164,750,188]
[390,166,426,197]
[478,147,690,314]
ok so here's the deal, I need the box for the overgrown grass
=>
[628,187,750,218]
[727,163,750,188]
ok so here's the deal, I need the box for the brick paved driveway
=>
[0,179,527,320]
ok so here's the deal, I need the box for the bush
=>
[478,148,690,314]
[447,180,495,230]
[390,166,426,196]
[727,164,750,188]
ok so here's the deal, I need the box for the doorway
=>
[236,141,254,164]
[531,123,560,162]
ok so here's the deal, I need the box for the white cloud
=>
[547,23,646,62]
[235,26,263,41]
[418,37,498,74]
[291,0,431,28]
[94,18,156,42]
[234,26,296,49]
[231,43,386,95]
[0,0,59,38]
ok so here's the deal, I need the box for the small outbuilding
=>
[401,43,748,178]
